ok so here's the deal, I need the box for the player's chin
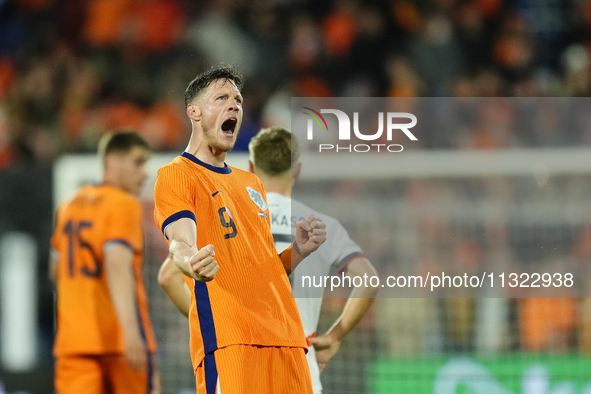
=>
[220,141,237,153]
[220,129,239,147]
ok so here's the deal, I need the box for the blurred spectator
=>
[562,44,591,96]
[131,0,183,53]
[245,3,287,86]
[519,297,577,353]
[406,13,465,95]
[186,1,258,79]
[493,12,535,82]
[288,12,326,74]
[345,6,389,95]
[322,0,359,60]
[83,0,135,48]
[0,59,16,100]
[385,54,425,96]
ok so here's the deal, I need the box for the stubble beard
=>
[202,119,238,153]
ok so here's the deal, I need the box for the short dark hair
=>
[249,127,301,176]
[98,131,150,159]
[184,65,244,107]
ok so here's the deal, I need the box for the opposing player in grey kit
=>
[248,127,378,394]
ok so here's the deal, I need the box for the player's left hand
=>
[294,214,326,258]
[308,333,341,374]
[123,331,147,371]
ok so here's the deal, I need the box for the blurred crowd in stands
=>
[2,0,591,170]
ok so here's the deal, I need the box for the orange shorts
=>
[195,345,312,394]
[55,354,152,394]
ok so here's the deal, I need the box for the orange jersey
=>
[51,184,157,356]
[154,153,306,369]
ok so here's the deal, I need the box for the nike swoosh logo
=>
[211,191,221,197]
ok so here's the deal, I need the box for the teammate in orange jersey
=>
[50,131,160,394]
[153,65,326,394]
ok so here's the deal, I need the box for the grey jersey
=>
[268,192,363,394]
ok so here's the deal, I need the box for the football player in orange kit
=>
[153,65,326,394]
[50,131,159,394]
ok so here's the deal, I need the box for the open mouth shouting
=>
[221,117,238,137]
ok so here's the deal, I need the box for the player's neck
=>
[102,174,128,194]
[262,180,292,197]
[185,135,227,168]
[193,149,226,168]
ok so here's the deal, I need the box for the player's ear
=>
[187,103,201,122]
[293,162,301,181]
[248,161,255,174]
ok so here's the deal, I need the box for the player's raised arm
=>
[165,218,219,282]
[309,256,377,373]
[158,255,191,317]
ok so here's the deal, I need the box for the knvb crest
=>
[246,187,268,211]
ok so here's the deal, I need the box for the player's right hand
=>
[124,333,147,371]
[308,333,341,374]
[189,244,219,282]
